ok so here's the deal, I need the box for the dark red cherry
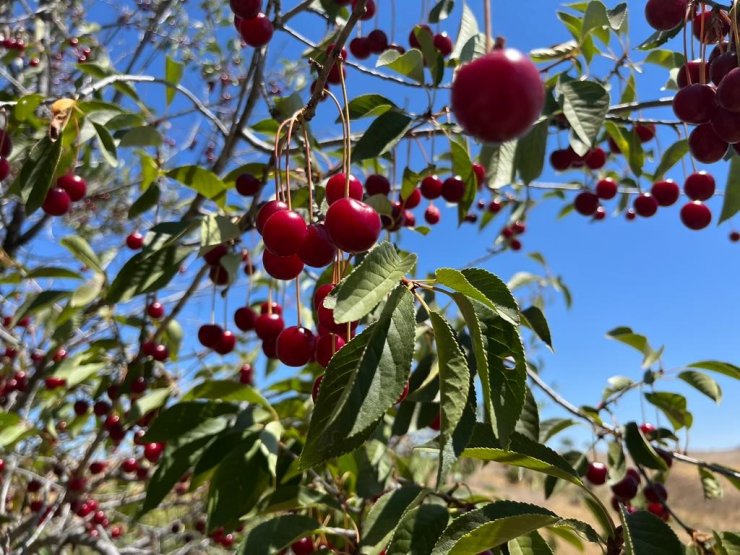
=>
[644,482,668,503]
[651,179,680,206]
[57,173,87,202]
[549,149,572,171]
[352,0,375,19]
[198,324,224,348]
[326,43,347,60]
[611,475,639,500]
[365,174,391,196]
[0,158,9,181]
[298,223,337,268]
[585,147,607,169]
[239,13,273,48]
[208,264,230,286]
[42,187,71,216]
[234,306,257,331]
[677,59,710,88]
[717,67,740,112]
[314,284,335,310]
[260,301,282,315]
[311,375,324,403]
[634,193,659,217]
[401,187,422,208]
[276,326,316,367]
[126,232,144,250]
[684,171,715,200]
[236,173,261,196]
[121,458,138,473]
[256,200,289,234]
[254,313,285,341]
[424,204,441,225]
[144,442,164,463]
[131,376,147,394]
[689,123,728,163]
[596,178,618,199]
[472,162,486,185]
[239,363,254,385]
[326,173,363,205]
[147,302,164,319]
[74,400,89,415]
[711,52,738,86]
[451,48,545,143]
[713,107,740,143]
[151,344,169,362]
[433,33,453,57]
[350,37,371,60]
[672,84,716,124]
[93,400,111,416]
[647,502,670,521]
[574,191,600,216]
[262,338,278,359]
[408,24,433,49]
[263,251,304,280]
[586,462,608,485]
[203,244,228,265]
[262,210,308,256]
[680,201,712,230]
[327,63,346,85]
[315,334,346,367]
[366,29,389,54]
[0,130,12,157]
[214,330,236,354]
[441,176,466,203]
[230,0,261,19]
[644,0,687,31]
[635,123,657,142]
[693,10,728,44]
[421,175,443,199]
[404,210,416,227]
[325,198,382,253]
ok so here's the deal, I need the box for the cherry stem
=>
[303,125,315,221]
[338,60,353,196]
[285,117,296,210]
[295,276,302,327]
[483,0,493,53]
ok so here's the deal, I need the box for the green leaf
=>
[644,392,693,430]
[430,312,471,486]
[326,242,417,323]
[653,139,688,180]
[644,49,685,69]
[201,214,241,248]
[60,236,105,276]
[480,140,517,188]
[687,360,740,380]
[539,418,577,443]
[530,41,579,62]
[351,111,414,162]
[117,126,162,147]
[183,380,272,411]
[240,515,321,555]
[561,80,609,150]
[508,531,554,555]
[25,267,83,280]
[167,165,227,205]
[14,94,44,121]
[92,122,118,167]
[436,267,519,326]
[360,485,425,550]
[604,122,644,177]
[165,56,184,105]
[623,422,668,470]
[70,274,105,308]
[677,371,722,403]
[638,26,682,50]
[514,120,549,185]
[11,290,70,326]
[606,327,662,368]
[622,510,683,555]
[516,386,540,442]
[300,286,415,469]
[607,3,628,32]
[452,2,479,59]
[520,306,553,350]
[448,135,477,222]
[431,501,560,555]
[9,136,63,215]
[344,94,397,120]
[429,0,454,22]
[386,504,450,555]
[145,401,237,443]
[698,467,723,500]
[715,532,740,554]
[581,1,611,41]
[129,388,171,423]
[377,49,425,84]
[53,358,106,388]
[128,183,161,218]
[721,155,740,223]
[106,246,190,303]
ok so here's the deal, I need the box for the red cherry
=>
[433,32,453,57]
[325,198,382,253]
[509,238,522,250]
[326,173,363,205]
[234,307,257,331]
[396,381,410,404]
[235,173,261,196]
[693,10,728,44]
[262,337,278,359]
[214,330,236,355]
[366,30,389,54]
[550,149,572,171]
[451,48,545,143]
[711,52,738,86]
[647,502,670,521]
[585,147,607,170]
[634,193,659,217]
[239,364,254,385]
[365,174,391,196]
[44,376,66,389]
[144,442,164,463]
[327,63,346,85]
[126,232,144,250]
[472,162,486,185]
[680,201,712,230]
[574,191,600,216]
[0,130,12,157]
[408,24,433,49]
[730,231,740,242]
[350,37,371,59]
[276,326,316,367]
[421,175,443,199]
[352,0,375,20]
[121,458,138,473]
[147,302,164,319]
[311,375,324,402]
[208,264,230,286]
[315,333,345,367]
[568,147,587,168]
[263,251,304,280]
[424,204,441,225]
[230,0,261,19]
[42,187,71,216]
[596,178,618,199]
[689,123,728,163]
[644,0,688,31]
[68,476,86,491]
[429,413,441,431]
[111,525,123,539]
[260,301,282,315]
[262,210,308,256]
[640,422,657,435]
[441,176,466,203]
[672,84,717,124]
[239,13,273,47]
[401,188,422,209]
[27,479,42,493]
[651,179,680,206]
[314,284,335,310]
[298,223,337,268]
[256,200,288,234]
[93,401,110,416]
[611,475,639,500]
[644,483,668,503]
[677,59,710,88]
[203,244,228,266]
[254,313,285,341]
[74,400,89,415]
[683,174,715,202]
[0,158,9,181]
[711,106,740,143]
[131,376,147,394]
[586,462,608,485]
[198,324,224,348]
[89,461,107,474]
[635,123,657,142]
[57,173,87,202]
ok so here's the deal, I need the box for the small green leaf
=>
[606,327,661,368]
[377,49,424,84]
[436,267,519,326]
[11,290,71,326]
[344,94,397,120]
[561,80,609,150]
[623,422,668,470]
[480,140,517,188]
[721,155,740,223]
[508,531,554,555]
[117,126,162,147]
[687,360,740,380]
[515,120,549,185]
[361,486,426,550]
[644,49,685,69]
[129,388,171,423]
[386,504,450,555]
[643,392,693,430]
[10,136,63,215]
[165,56,184,105]
[71,274,105,308]
[638,26,682,50]
[240,515,321,555]
[678,371,722,403]
[351,111,414,162]
[92,122,118,167]
[452,2,479,59]
[128,183,161,218]
[622,510,683,555]
[520,306,553,350]
[14,94,44,121]
[167,165,227,204]
[653,139,688,180]
[449,135,477,222]
[698,467,723,500]
[60,236,105,276]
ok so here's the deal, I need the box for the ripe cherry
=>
[730,231,740,242]
[634,193,659,217]
[350,37,371,59]
[256,200,288,233]
[93,401,111,416]
[434,32,453,57]
[550,149,572,171]
[315,334,345,367]
[263,251,304,280]
[314,284,335,310]
[254,313,285,341]
[585,147,607,170]
[441,175,466,203]
[366,30,389,54]
[451,47,545,143]
[209,264,230,286]
[677,59,710,88]
[89,461,107,474]
[298,223,337,268]
[640,422,657,435]
[711,53,738,86]
[651,179,680,207]
[147,302,164,319]
[149,342,169,361]
[57,173,87,202]
[421,175,443,199]
[198,324,224,348]
[693,10,728,44]
[0,130,12,157]
[260,301,282,315]
[74,400,89,416]
[292,538,315,555]
[647,502,670,521]
[586,462,608,485]
[214,330,236,355]
[43,187,71,216]
[239,364,254,385]
[574,191,600,216]
[409,24,433,49]
[401,187,422,209]
[424,204,441,225]
[672,84,716,124]
[644,0,687,31]
[711,107,740,143]
[121,458,138,473]
[234,307,257,331]
[365,174,391,196]
[0,158,9,181]
[126,232,144,250]
[230,0,261,18]
[326,173,363,204]
[680,201,712,230]
[611,475,639,500]
[276,326,316,367]
[689,124,728,163]
[203,244,228,265]
[262,210,308,256]
[44,376,66,389]
[144,442,164,463]
[131,376,147,394]
[239,13,273,47]
[235,173,261,196]
[262,337,278,359]
[635,123,657,142]
[596,178,618,199]
[644,482,668,503]
[325,198,382,253]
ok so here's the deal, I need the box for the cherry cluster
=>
[0,35,26,51]
[0,130,13,183]
[230,0,274,49]
[42,173,88,216]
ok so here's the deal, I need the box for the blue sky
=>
[73,1,740,451]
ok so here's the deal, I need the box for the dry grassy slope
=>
[467,450,740,554]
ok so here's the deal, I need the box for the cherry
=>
[651,179,680,206]
[214,330,236,355]
[262,337,278,359]
[693,11,727,44]
[27,479,42,493]
[314,283,335,310]
[689,124,728,164]
[203,244,228,266]
[325,198,382,253]
[568,147,587,168]
[74,400,89,416]
[230,0,261,19]
[585,147,607,170]
[327,63,346,85]
[42,187,71,216]
[596,178,618,199]
[472,162,486,185]
[365,174,391,196]
[68,476,86,491]
[254,313,285,341]
[677,59,710,88]
[644,0,688,31]
[256,200,288,234]
[717,68,740,112]
[89,461,107,474]
[239,363,254,385]
[0,158,8,181]
[121,458,138,473]
[198,324,224,348]
[44,376,66,389]
[147,301,164,319]
[712,107,740,143]
[574,191,600,216]
[292,537,315,555]
[441,175,466,203]
[586,462,608,485]
[429,413,441,431]
[209,264,230,286]
[235,173,261,196]
[644,482,668,503]
[366,30,389,54]
[396,381,410,404]
[639,422,657,435]
[149,344,168,362]
[144,442,164,463]
[30,500,44,512]
[635,123,657,142]
[136,466,150,480]
[234,306,257,331]
[260,301,282,315]
[627,467,641,484]
[239,13,273,47]
[298,223,337,268]
[433,32,453,57]
[0,130,12,157]
[408,24,433,49]
[680,201,712,230]
[611,475,639,500]
[421,175,443,199]
[111,526,123,539]
[451,47,545,143]
[350,37,371,59]
[634,193,659,217]
[648,502,670,521]
[93,400,111,416]
[108,384,121,400]
[262,210,308,256]
[131,376,147,394]
[276,326,316,367]
[104,413,121,430]
[711,52,738,86]
[672,84,716,124]
[400,188,421,209]
[315,333,345,367]
[263,251,304,280]
[326,173,363,204]
[352,0,375,19]
[126,232,144,250]
[56,173,87,202]
[549,149,572,171]
[730,231,740,242]
[424,204,441,225]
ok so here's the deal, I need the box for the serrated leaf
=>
[687,360,740,380]
[452,2,479,59]
[167,165,227,205]
[300,286,415,469]
[480,140,517,188]
[106,246,190,303]
[520,306,553,350]
[351,111,414,162]
[386,504,449,555]
[607,3,628,32]
[377,49,425,84]
[240,515,321,555]
[644,392,693,430]
[516,386,540,442]
[678,371,722,402]
[720,155,740,223]
[653,139,688,180]
[508,531,554,555]
[606,327,661,368]
[449,135,477,222]
[622,510,683,555]
[530,41,579,62]
[360,485,425,551]
[326,242,417,323]
[144,401,237,443]
[436,267,519,326]
[539,418,577,443]
[638,26,682,50]
[9,136,63,215]
[201,214,240,248]
[515,120,549,185]
[165,56,183,106]
[561,80,609,150]
[623,422,668,470]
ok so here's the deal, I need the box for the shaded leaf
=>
[624,422,668,471]
[351,111,414,162]
[240,515,321,555]
[678,371,722,403]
